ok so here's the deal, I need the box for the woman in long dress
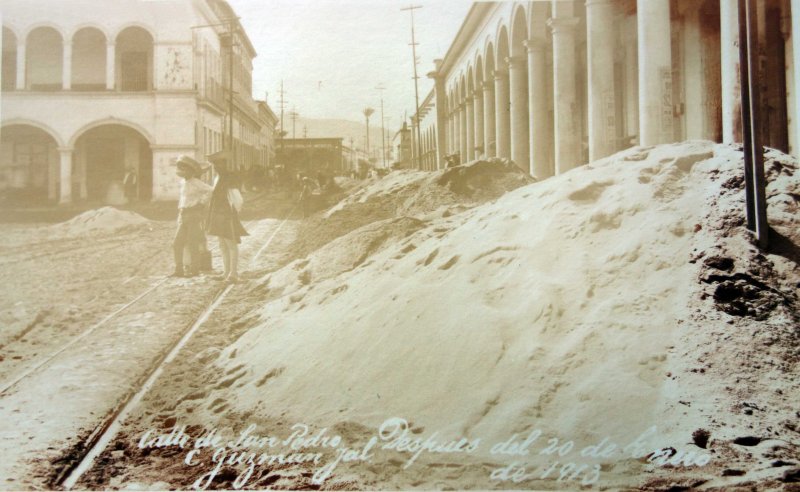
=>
[206,150,248,283]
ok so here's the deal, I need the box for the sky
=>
[227,0,474,133]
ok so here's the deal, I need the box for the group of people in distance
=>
[172,150,248,284]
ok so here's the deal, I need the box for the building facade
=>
[415,0,798,178]
[392,121,413,169]
[0,0,276,204]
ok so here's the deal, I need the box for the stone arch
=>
[493,17,509,59]
[68,118,153,148]
[496,25,510,70]
[484,41,495,79]
[22,22,67,41]
[116,26,154,91]
[0,122,62,203]
[2,26,18,90]
[510,4,528,58]
[69,23,112,41]
[26,26,63,90]
[111,22,157,43]
[72,27,107,90]
[1,118,65,147]
[71,120,154,202]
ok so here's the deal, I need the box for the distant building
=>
[256,100,279,174]
[276,138,346,177]
[392,121,412,169]
[1,0,276,204]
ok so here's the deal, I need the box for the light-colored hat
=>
[207,149,232,167]
[176,155,208,175]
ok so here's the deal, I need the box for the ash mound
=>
[190,142,799,489]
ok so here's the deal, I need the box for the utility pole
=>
[226,18,236,168]
[278,80,286,155]
[191,17,239,169]
[376,84,388,168]
[401,4,423,170]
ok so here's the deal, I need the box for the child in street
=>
[172,155,213,277]
[206,150,249,283]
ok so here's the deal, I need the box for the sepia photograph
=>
[0,0,798,490]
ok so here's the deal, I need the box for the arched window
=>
[27,27,63,91]
[116,27,153,91]
[72,28,106,90]
[2,27,17,90]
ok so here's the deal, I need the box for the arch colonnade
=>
[414,0,796,180]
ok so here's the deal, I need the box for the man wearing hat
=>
[173,155,213,277]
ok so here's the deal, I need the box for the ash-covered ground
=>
[0,143,798,491]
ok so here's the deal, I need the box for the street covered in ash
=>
[0,143,798,490]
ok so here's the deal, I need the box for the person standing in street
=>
[172,155,213,277]
[123,167,138,203]
[206,150,249,283]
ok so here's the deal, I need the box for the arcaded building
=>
[0,0,276,204]
[414,0,799,178]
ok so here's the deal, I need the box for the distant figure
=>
[206,150,248,283]
[298,175,318,218]
[172,155,212,277]
[123,168,138,203]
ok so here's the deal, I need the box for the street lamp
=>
[363,107,375,162]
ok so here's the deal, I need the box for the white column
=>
[483,80,496,157]
[507,56,529,171]
[548,15,581,173]
[473,85,484,157]
[720,0,740,143]
[586,0,617,161]
[62,41,72,90]
[465,95,474,162]
[448,112,455,153]
[106,42,116,90]
[432,68,447,168]
[452,111,458,155]
[460,103,468,161]
[637,0,673,146]
[494,70,511,159]
[525,38,552,179]
[624,16,639,142]
[16,42,25,89]
[58,148,73,204]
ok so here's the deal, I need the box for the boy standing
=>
[173,155,213,277]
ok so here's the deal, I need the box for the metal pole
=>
[737,0,755,231]
[738,0,769,249]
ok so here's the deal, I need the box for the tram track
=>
[0,211,273,396]
[57,208,295,489]
[0,204,296,489]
